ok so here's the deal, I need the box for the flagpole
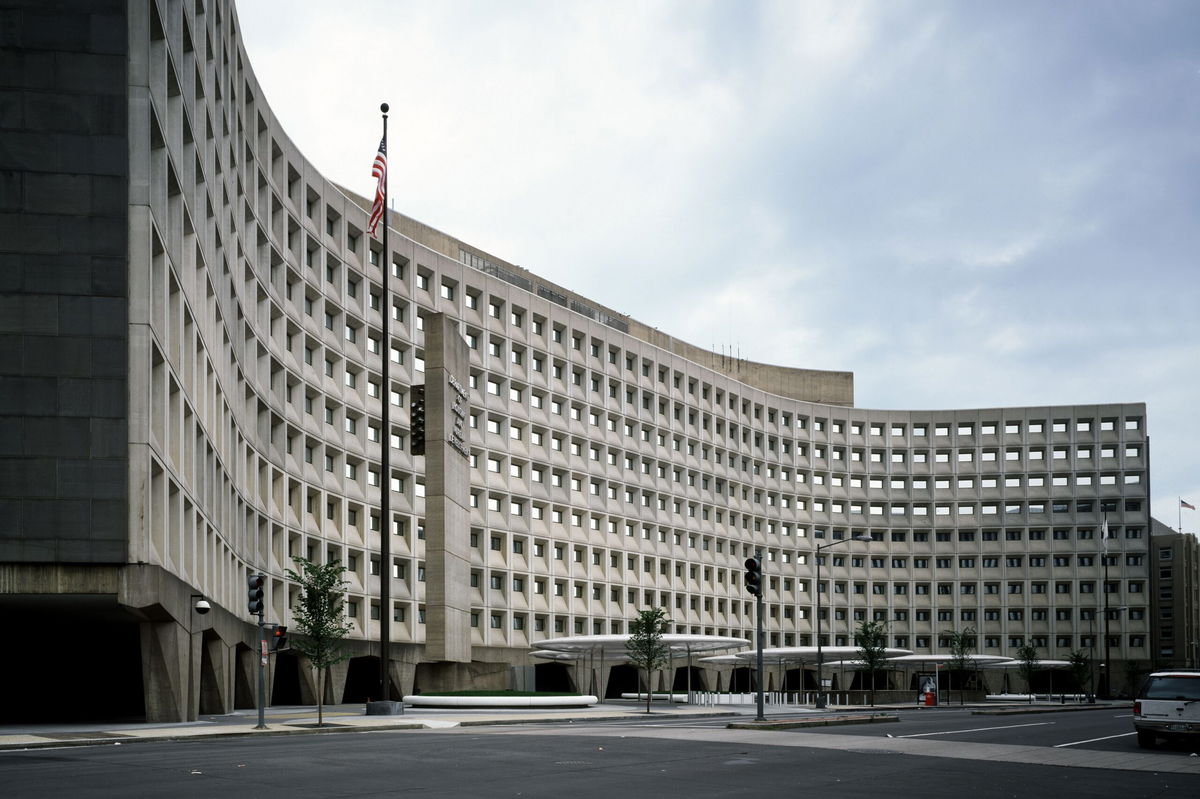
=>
[1101,513,1111,698]
[378,102,391,704]
[1180,497,1183,533]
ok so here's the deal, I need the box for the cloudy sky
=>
[235,0,1199,531]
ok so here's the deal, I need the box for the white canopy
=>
[696,655,745,666]
[530,649,630,663]
[980,659,1073,670]
[532,634,749,656]
[529,634,748,701]
[732,646,914,664]
[822,659,906,670]
[886,653,1013,665]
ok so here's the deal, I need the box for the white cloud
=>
[235,0,1200,525]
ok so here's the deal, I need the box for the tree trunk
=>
[318,668,325,726]
[645,668,652,714]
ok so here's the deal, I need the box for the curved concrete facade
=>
[0,0,1152,720]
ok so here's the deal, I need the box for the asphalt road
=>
[581,706,1189,754]
[798,707,1159,751]
[2,713,1198,799]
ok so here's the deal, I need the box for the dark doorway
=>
[729,667,756,692]
[342,656,383,702]
[1,612,144,722]
[784,668,806,691]
[535,662,575,693]
[671,665,707,692]
[271,652,302,705]
[605,664,641,698]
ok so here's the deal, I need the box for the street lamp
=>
[814,534,872,709]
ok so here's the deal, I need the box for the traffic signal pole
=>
[248,573,267,730]
[256,612,267,729]
[745,551,765,722]
[755,582,765,722]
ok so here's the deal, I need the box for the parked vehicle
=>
[1133,670,1200,748]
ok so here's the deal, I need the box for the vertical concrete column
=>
[198,635,233,715]
[391,660,416,698]
[139,620,187,723]
[422,313,472,662]
[327,660,350,704]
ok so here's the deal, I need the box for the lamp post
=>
[1101,517,1112,699]
[815,534,872,709]
[1087,606,1097,703]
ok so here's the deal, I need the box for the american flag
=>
[368,136,387,238]
[1183,499,1196,511]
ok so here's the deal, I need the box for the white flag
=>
[1101,518,1109,554]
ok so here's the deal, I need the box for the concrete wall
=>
[423,312,473,662]
[0,0,130,563]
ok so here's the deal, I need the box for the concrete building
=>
[0,0,1157,721]
[1150,519,1200,670]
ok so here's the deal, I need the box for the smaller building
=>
[1150,519,1200,668]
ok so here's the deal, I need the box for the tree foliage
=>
[1015,643,1040,703]
[943,627,977,705]
[854,620,889,706]
[627,607,671,714]
[286,556,354,725]
[1067,648,1092,700]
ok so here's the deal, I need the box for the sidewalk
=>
[0,699,1126,751]
[0,701,741,750]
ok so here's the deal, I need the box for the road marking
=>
[896,722,1053,738]
[1111,714,1133,718]
[1054,731,1137,748]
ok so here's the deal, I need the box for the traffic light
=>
[269,625,288,652]
[410,384,426,456]
[247,573,265,616]
[744,555,762,597]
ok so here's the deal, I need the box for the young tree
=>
[1016,643,1040,703]
[943,627,977,706]
[286,556,354,726]
[1067,648,1093,702]
[854,620,889,706]
[627,607,671,714]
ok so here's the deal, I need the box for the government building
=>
[0,0,1166,722]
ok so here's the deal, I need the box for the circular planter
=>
[402,694,598,709]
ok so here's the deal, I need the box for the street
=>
[1,707,1198,798]
[576,705,1186,754]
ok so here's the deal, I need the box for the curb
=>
[728,714,899,731]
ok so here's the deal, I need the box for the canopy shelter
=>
[727,647,914,693]
[886,653,1014,697]
[697,654,760,693]
[978,659,1074,695]
[981,659,1072,668]
[530,649,631,696]
[733,646,915,663]
[532,634,748,701]
[886,653,1014,665]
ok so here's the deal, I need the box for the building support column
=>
[139,619,187,723]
